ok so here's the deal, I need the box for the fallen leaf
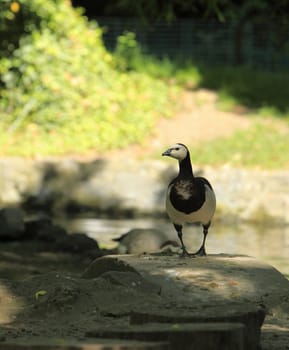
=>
[35,290,47,300]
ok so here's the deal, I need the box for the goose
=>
[113,228,180,254]
[162,143,216,257]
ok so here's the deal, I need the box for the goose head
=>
[162,143,189,161]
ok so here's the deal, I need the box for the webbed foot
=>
[180,248,197,258]
[191,246,207,257]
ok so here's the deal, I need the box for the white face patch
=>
[167,143,188,161]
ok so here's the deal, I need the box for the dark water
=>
[60,217,289,278]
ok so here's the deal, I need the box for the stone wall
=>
[0,157,288,223]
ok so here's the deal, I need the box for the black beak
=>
[162,149,171,156]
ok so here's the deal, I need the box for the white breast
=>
[166,184,216,226]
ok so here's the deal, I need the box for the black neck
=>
[179,153,194,178]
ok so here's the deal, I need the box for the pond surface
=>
[60,217,289,278]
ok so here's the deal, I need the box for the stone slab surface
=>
[87,322,245,350]
[0,339,169,350]
[84,253,289,349]
[84,254,289,316]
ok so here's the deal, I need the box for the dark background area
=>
[71,0,211,19]
[71,0,289,68]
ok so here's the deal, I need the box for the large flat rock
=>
[0,340,169,350]
[84,254,289,349]
[84,254,289,315]
[88,322,245,350]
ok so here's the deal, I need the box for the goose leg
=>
[192,223,210,256]
[174,224,191,257]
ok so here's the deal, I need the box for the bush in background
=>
[0,0,176,156]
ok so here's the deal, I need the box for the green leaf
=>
[35,290,47,300]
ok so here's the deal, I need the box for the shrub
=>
[0,0,175,156]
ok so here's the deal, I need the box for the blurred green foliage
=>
[114,32,143,71]
[1,0,288,168]
[121,51,289,117]
[0,0,176,156]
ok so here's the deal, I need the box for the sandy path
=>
[106,89,253,160]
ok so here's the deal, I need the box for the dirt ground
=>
[0,238,99,342]
[104,89,253,160]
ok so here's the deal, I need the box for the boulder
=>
[84,254,289,349]
[83,254,289,316]
[82,255,139,279]
[25,217,67,241]
[56,232,101,256]
[0,207,25,240]
[25,217,101,256]
[88,322,245,350]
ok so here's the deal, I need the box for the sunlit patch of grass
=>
[189,121,289,169]
[216,90,239,112]
[197,65,289,117]
[258,105,285,118]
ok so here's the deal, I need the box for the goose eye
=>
[175,147,180,151]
